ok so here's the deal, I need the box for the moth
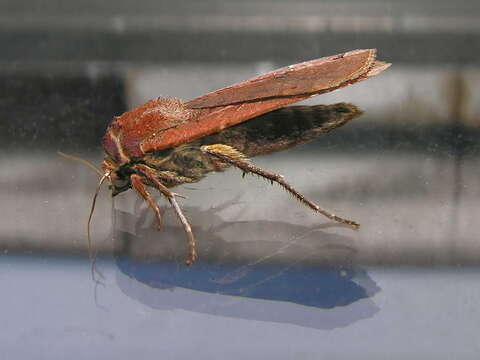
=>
[67,49,390,266]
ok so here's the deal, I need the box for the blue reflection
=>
[116,256,378,309]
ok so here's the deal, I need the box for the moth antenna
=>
[58,151,104,177]
[87,170,111,281]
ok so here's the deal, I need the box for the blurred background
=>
[1,0,480,359]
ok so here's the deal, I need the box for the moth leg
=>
[134,164,198,265]
[130,174,163,231]
[201,144,360,228]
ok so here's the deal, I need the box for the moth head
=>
[101,157,131,196]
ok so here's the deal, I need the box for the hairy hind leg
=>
[201,144,359,228]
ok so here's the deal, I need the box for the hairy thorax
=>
[142,142,228,186]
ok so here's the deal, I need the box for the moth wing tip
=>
[367,61,392,77]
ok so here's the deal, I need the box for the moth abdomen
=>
[262,103,362,136]
[203,103,362,157]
